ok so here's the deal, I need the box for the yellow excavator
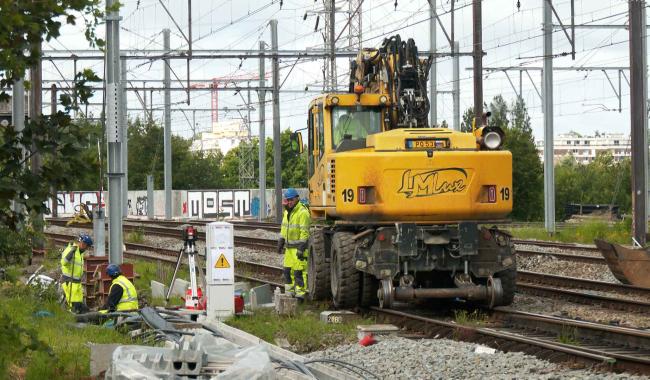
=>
[293,35,515,308]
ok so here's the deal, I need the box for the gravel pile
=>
[516,253,619,283]
[308,337,645,380]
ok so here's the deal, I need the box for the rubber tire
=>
[359,271,379,307]
[330,232,359,308]
[494,266,517,306]
[307,228,330,301]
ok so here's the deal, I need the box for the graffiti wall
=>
[46,191,105,216]
[187,190,251,218]
[46,188,306,219]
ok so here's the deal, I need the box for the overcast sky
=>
[44,0,639,143]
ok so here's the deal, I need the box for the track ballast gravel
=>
[308,336,646,380]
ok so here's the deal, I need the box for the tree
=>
[126,119,224,190]
[464,96,544,221]
[0,2,106,236]
[505,97,544,221]
[221,129,308,189]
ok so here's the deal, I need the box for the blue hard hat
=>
[106,264,121,277]
[283,188,299,199]
[78,233,93,247]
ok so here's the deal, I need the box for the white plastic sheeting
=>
[105,333,275,379]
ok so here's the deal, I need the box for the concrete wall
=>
[46,188,308,220]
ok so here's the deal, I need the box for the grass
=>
[225,303,375,353]
[453,309,488,326]
[557,326,580,346]
[124,228,145,244]
[128,259,188,307]
[0,281,138,379]
[509,219,632,245]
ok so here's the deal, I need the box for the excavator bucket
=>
[594,239,650,287]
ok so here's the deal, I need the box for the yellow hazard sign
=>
[215,253,230,269]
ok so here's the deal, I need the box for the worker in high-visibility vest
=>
[278,188,311,300]
[100,264,138,312]
[60,233,93,313]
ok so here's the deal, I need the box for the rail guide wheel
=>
[378,279,394,309]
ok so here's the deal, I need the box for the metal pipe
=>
[121,58,129,218]
[258,41,267,221]
[106,0,124,264]
[453,41,460,131]
[394,285,489,301]
[163,29,172,220]
[543,0,556,233]
[270,20,282,223]
[629,0,648,244]
[429,2,437,127]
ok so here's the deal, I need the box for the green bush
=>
[0,225,35,265]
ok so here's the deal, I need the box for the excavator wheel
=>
[307,228,330,301]
[359,271,379,307]
[330,232,359,308]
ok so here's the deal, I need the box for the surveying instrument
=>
[166,225,205,308]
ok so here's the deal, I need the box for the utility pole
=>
[543,0,555,234]
[324,0,337,91]
[12,78,25,215]
[258,41,267,221]
[163,29,172,220]
[472,0,483,121]
[106,0,124,264]
[121,58,129,218]
[629,0,648,245]
[30,40,44,251]
[453,41,460,131]
[429,2,437,127]
[270,20,282,223]
[51,84,58,218]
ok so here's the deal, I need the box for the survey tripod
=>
[166,225,206,308]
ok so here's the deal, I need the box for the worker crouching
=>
[60,233,93,313]
[278,188,311,301]
[100,264,139,312]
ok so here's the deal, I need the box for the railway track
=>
[45,232,282,287]
[373,307,650,374]
[44,231,650,374]
[46,225,638,310]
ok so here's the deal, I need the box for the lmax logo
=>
[397,168,468,198]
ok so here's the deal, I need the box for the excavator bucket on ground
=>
[594,239,650,287]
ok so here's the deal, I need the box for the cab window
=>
[331,107,381,149]
[317,105,324,160]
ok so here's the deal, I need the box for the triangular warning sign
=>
[215,253,230,268]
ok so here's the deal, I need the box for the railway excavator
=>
[293,35,516,308]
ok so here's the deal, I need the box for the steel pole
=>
[147,174,154,219]
[29,40,44,250]
[106,0,123,264]
[270,20,282,223]
[163,29,172,219]
[258,41,267,221]
[543,0,555,234]
[429,2,437,127]
[12,78,25,215]
[472,0,483,120]
[629,0,648,244]
[121,58,129,218]
[453,41,460,131]
[50,84,58,218]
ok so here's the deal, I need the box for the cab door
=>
[308,105,323,207]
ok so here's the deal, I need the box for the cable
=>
[304,358,381,380]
